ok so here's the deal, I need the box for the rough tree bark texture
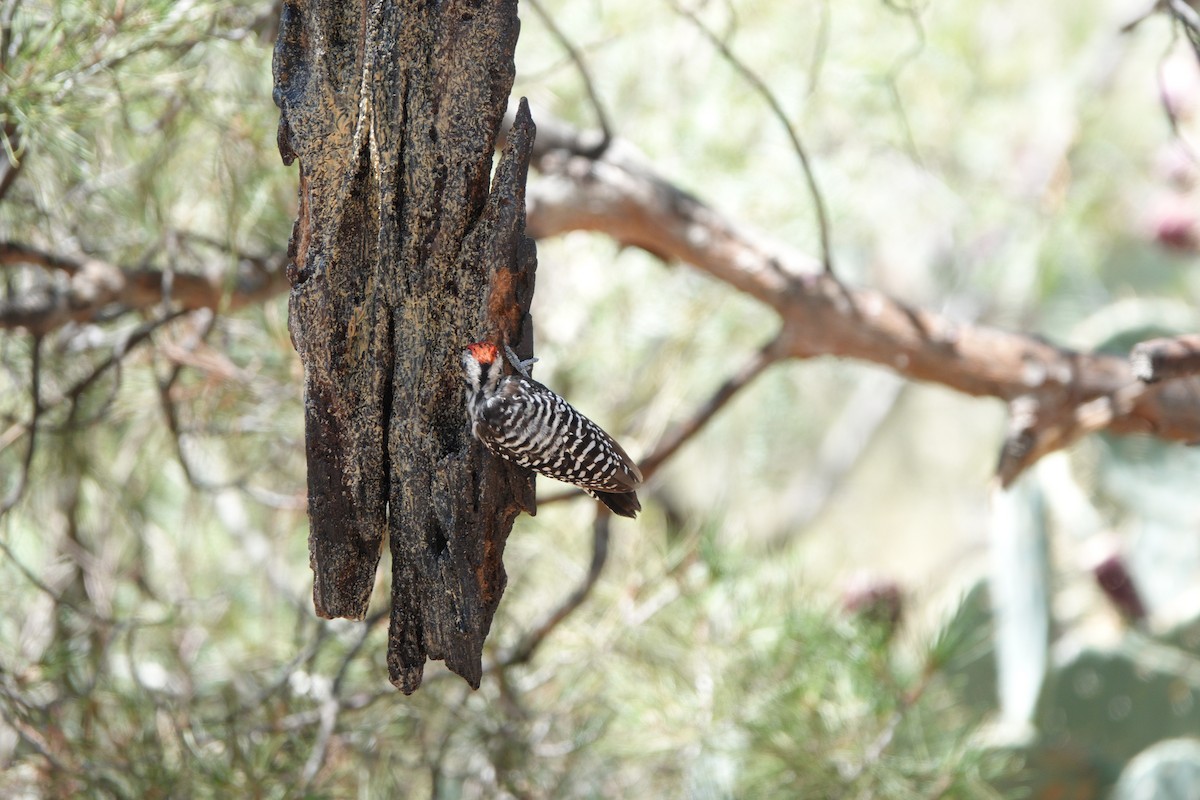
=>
[272,0,536,693]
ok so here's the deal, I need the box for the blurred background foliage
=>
[2,0,1200,796]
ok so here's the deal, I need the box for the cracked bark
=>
[272,0,535,693]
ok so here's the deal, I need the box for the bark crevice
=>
[273,0,534,693]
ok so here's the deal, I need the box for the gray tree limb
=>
[512,111,1200,485]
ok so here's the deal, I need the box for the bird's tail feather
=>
[590,489,641,519]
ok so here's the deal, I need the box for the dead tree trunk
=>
[272,0,536,693]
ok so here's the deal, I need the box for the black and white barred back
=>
[462,341,643,518]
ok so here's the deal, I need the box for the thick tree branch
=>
[1131,334,1200,382]
[515,112,1200,483]
[0,241,289,335]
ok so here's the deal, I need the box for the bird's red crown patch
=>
[466,341,499,364]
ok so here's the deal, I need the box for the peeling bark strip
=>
[273,0,536,693]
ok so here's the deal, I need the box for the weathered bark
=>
[273,0,535,693]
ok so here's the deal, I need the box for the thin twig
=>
[0,522,116,627]
[0,122,24,206]
[879,0,927,164]
[300,694,341,788]
[0,311,188,462]
[1170,0,1200,52]
[640,337,780,479]
[806,0,831,97]
[1155,24,1200,167]
[0,241,82,274]
[0,536,71,614]
[172,229,277,274]
[767,369,905,547]
[0,334,124,620]
[675,2,835,275]
[54,310,188,432]
[257,691,384,734]
[526,0,612,155]
[333,609,389,693]
[1,334,39,517]
[844,667,936,788]
[538,337,780,508]
[0,702,76,777]
[493,511,611,669]
[226,619,335,724]
[157,311,231,490]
